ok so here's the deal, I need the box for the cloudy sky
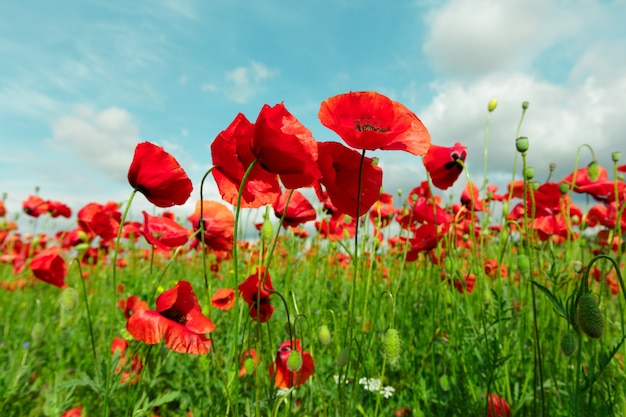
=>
[2,0,625,227]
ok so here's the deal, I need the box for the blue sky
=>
[2,0,626,226]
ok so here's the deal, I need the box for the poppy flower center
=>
[160,307,188,324]
[354,118,389,133]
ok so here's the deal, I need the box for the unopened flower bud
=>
[576,293,604,339]
[382,328,402,366]
[318,325,331,345]
[286,350,303,372]
[587,161,600,182]
[30,322,45,342]
[516,137,529,153]
[522,101,529,110]
[559,183,570,194]
[560,331,578,356]
[60,287,79,311]
[488,98,498,112]
[572,261,583,273]
[336,347,350,368]
[517,254,530,276]
[261,217,274,244]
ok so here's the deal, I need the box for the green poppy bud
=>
[286,350,303,372]
[336,347,350,368]
[516,137,529,153]
[559,331,578,356]
[576,293,604,339]
[261,217,274,244]
[587,161,600,182]
[382,328,401,366]
[517,255,530,277]
[318,325,331,345]
[60,287,79,311]
[488,98,498,112]
[30,322,45,342]
[559,183,570,194]
[522,101,529,110]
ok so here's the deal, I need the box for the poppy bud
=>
[549,162,557,173]
[397,189,403,197]
[261,218,274,245]
[31,322,45,342]
[318,325,331,345]
[60,287,79,311]
[517,255,530,276]
[572,261,583,273]
[382,328,401,366]
[444,257,454,274]
[559,183,570,194]
[559,331,577,356]
[612,151,621,163]
[522,101,529,109]
[524,167,535,180]
[488,98,498,112]
[336,347,350,368]
[516,137,529,153]
[286,349,303,372]
[75,243,90,252]
[244,356,256,375]
[587,161,600,182]
[576,293,604,339]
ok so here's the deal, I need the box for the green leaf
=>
[531,280,566,317]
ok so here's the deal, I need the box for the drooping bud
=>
[488,98,498,112]
[382,328,402,366]
[576,293,604,339]
[559,331,578,356]
[516,137,529,153]
[318,325,331,345]
[587,161,600,182]
[59,287,79,311]
[286,349,303,372]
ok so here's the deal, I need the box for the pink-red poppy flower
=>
[252,103,321,189]
[211,288,235,311]
[128,141,193,208]
[77,201,121,243]
[319,91,431,155]
[23,195,49,218]
[238,266,274,322]
[423,142,467,190]
[188,200,235,252]
[126,280,215,354]
[273,190,317,228]
[211,113,281,208]
[30,246,67,288]
[316,141,382,218]
[61,407,84,417]
[268,339,315,388]
[142,211,190,250]
[486,393,510,417]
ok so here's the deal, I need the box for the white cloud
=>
[50,106,140,181]
[202,61,278,104]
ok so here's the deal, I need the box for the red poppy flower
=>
[319,91,431,155]
[486,393,510,417]
[61,407,84,417]
[126,280,215,354]
[211,288,235,311]
[128,141,193,208]
[315,213,357,241]
[460,181,485,212]
[188,200,235,252]
[317,141,382,218]
[211,113,281,208]
[47,200,72,218]
[406,224,441,261]
[23,195,49,218]
[423,142,467,190]
[369,193,396,228]
[252,103,321,189]
[111,337,143,384]
[559,164,608,189]
[238,266,274,322]
[77,202,121,243]
[0,199,5,217]
[30,246,67,288]
[268,339,315,388]
[119,295,148,319]
[142,211,190,250]
[273,190,316,228]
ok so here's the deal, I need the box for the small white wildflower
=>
[381,386,395,399]
[358,377,382,393]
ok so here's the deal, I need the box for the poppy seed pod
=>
[516,137,529,153]
[576,293,604,339]
[559,183,570,195]
[522,101,529,110]
[524,167,535,180]
[612,151,621,163]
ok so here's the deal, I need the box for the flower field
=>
[1,91,626,416]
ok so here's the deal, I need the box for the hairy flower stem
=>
[198,167,214,309]
[71,258,97,363]
[521,152,546,417]
[103,188,136,417]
